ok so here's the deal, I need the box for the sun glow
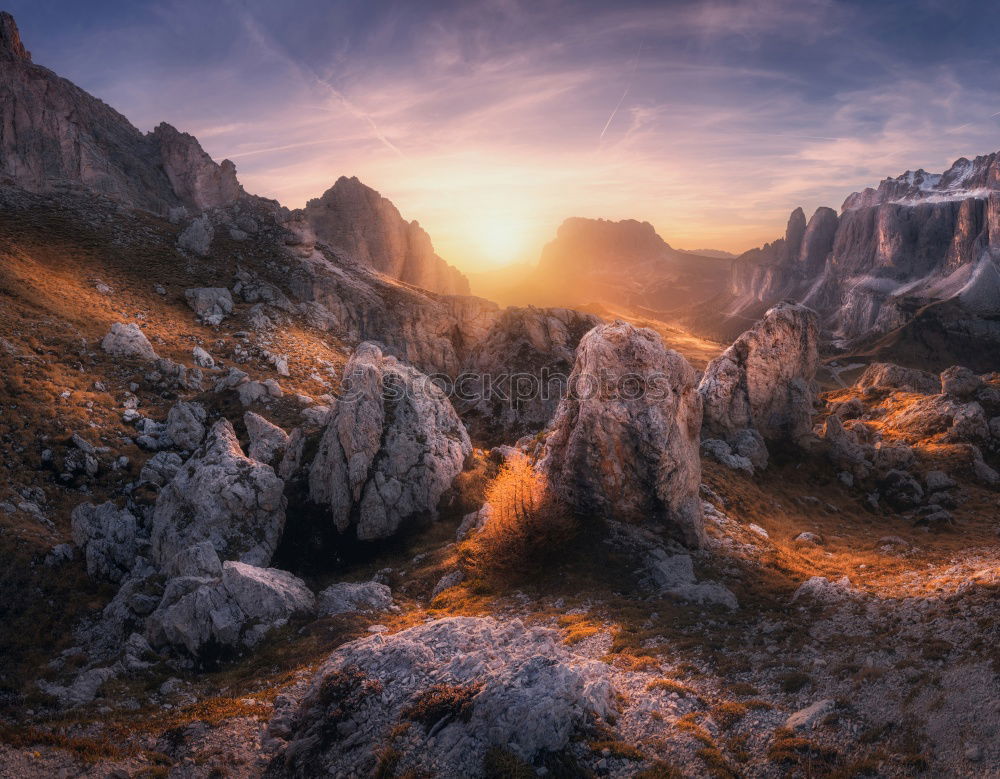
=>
[461,210,534,268]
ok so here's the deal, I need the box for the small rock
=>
[785,699,835,730]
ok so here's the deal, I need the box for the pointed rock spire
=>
[0,12,30,61]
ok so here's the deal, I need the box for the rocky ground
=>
[1,179,999,779]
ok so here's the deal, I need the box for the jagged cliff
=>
[299,176,469,295]
[0,13,468,296]
[0,13,243,214]
[685,153,1000,368]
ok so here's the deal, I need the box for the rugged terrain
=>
[1,11,1000,779]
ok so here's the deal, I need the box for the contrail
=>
[600,41,643,142]
[230,1,404,158]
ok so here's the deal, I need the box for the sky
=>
[8,0,1000,271]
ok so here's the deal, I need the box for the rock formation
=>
[100,323,158,361]
[699,303,819,444]
[524,217,731,311]
[308,343,472,540]
[458,306,601,442]
[272,617,614,776]
[691,153,1000,362]
[539,321,705,547]
[0,13,243,214]
[300,176,469,295]
[150,419,286,569]
[856,362,940,395]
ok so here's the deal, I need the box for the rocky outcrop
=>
[146,556,314,657]
[184,287,233,325]
[150,419,286,569]
[539,321,705,547]
[316,581,394,617]
[856,363,940,395]
[0,14,243,214]
[100,323,158,361]
[271,617,614,777]
[177,216,214,257]
[458,306,601,442]
[308,343,471,541]
[300,176,468,295]
[70,501,140,583]
[165,401,207,450]
[701,153,1000,352]
[699,303,818,444]
[244,412,289,467]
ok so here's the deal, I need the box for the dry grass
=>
[646,678,696,697]
[460,459,576,584]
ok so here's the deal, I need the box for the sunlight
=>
[463,211,532,268]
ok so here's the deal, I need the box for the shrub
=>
[461,459,575,583]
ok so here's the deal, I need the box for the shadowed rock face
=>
[540,321,705,548]
[699,302,819,444]
[0,14,243,214]
[301,176,469,295]
[308,343,472,541]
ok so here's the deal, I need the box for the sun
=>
[467,214,530,268]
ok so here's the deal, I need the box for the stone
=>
[309,343,471,541]
[184,287,233,325]
[37,667,116,709]
[701,439,753,475]
[856,363,939,395]
[794,532,823,546]
[730,427,769,470]
[540,321,705,548]
[786,699,836,731]
[878,469,924,510]
[192,346,215,368]
[145,561,314,656]
[150,419,286,569]
[276,617,614,776]
[177,214,214,256]
[139,451,183,486]
[316,581,393,617]
[101,323,158,361]
[941,366,983,398]
[925,470,957,492]
[165,401,207,450]
[699,302,818,443]
[70,501,139,582]
[244,411,290,467]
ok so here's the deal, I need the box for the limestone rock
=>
[308,343,471,540]
[101,323,158,361]
[150,419,286,569]
[70,501,140,583]
[941,365,983,398]
[244,411,290,467]
[192,346,215,368]
[184,287,233,325]
[139,451,183,487]
[458,306,600,442]
[146,559,314,656]
[539,321,705,548]
[856,362,939,395]
[316,581,393,617]
[699,302,818,443]
[165,401,207,450]
[276,617,614,776]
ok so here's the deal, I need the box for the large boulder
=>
[165,401,207,450]
[856,362,939,395]
[940,365,983,398]
[539,321,705,547]
[458,306,601,443]
[145,558,314,656]
[699,302,818,443]
[308,343,471,540]
[244,411,290,467]
[272,617,613,776]
[150,419,286,569]
[100,323,158,361]
[70,501,140,583]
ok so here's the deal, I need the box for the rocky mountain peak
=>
[0,12,29,61]
[300,176,470,295]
